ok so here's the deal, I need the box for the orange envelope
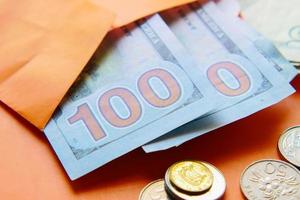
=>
[0,0,199,129]
[0,0,114,129]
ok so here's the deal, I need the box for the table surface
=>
[0,76,299,200]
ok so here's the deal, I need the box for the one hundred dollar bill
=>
[217,0,297,81]
[44,14,218,180]
[142,2,295,152]
[239,0,300,62]
[215,0,297,81]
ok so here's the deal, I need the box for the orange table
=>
[0,76,299,200]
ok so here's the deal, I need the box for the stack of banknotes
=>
[238,0,300,68]
[44,1,297,180]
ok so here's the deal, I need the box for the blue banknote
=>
[44,14,219,180]
[217,2,297,82]
[142,2,295,152]
[215,0,297,81]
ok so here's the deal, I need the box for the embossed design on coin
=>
[139,179,170,200]
[240,160,300,200]
[278,126,300,167]
[168,161,214,193]
[165,162,226,200]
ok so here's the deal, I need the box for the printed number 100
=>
[67,62,250,142]
[68,68,181,141]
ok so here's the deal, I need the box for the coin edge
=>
[138,179,165,200]
[278,126,300,167]
[168,160,214,193]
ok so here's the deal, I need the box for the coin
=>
[168,161,214,194]
[240,159,300,200]
[278,126,300,167]
[139,179,170,200]
[165,162,226,200]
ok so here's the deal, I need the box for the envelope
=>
[0,0,199,130]
[0,0,114,129]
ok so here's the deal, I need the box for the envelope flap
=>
[0,0,115,129]
[93,0,197,27]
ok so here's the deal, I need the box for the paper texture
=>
[0,0,115,129]
[239,0,300,62]
[93,0,199,27]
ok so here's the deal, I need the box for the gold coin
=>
[168,161,214,193]
[165,162,226,200]
[139,179,170,200]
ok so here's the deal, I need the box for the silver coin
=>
[278,126,300,167]
[165,162,226,200]
[139,179,171,200]
[240,159,300,200]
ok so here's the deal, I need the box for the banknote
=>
[216,0,297,81]
[142,2,295,152]
[44,14,219,180]
[239,0,300,62]
[214,0,241,17]
[218,0,297,83]
[228,1,298,81]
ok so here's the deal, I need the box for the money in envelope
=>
[44,1,296,179]
[143,1,297,152]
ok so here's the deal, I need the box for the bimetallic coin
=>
[139,179,170,200]
[278,126,300,167]
[168,161,214,194]
[165,162,226,200]
[240,159,300,200]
